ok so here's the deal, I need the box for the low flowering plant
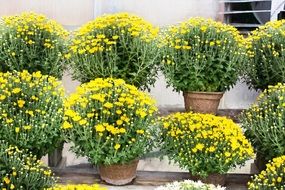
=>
[67,12,159,90]
[0,70,65,158]
[0,12,68,79]
[241,83,285,161]
[155,180,225,190]
[248,155,285,190]
[0,140,56,190]
[160,17,246,92]
[158,112,254,177]
[63,78,158,165]
[244,20,285,90]
[47,184,107,190]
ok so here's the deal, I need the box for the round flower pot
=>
[183,91,224,114]
[190,173,226,186]
[98,160,139,185]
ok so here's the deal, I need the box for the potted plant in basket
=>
[63,78,158,185]
[0,12,68,79]
[243,19,285,91]
[0,70,65,159]
[158,112,254,186]
[67,12,160,91]
[241,83,285,171]
[160,17,246,114]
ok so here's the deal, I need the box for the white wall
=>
[0,0,258,109]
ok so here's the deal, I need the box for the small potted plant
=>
[67,12,159,90]
[0,70,65,158]
[0,12,68,79]
[248,155,285,190]
[155,180,225,190]
[63,78,158,185]
[243,19,285,91]
[0,140,56,190]
[160,17,246,114]
[158,112,254,186]
[241,83,285,170]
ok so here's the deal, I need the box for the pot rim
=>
[183,91,224,95]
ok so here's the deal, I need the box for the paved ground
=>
[101,184,247,190]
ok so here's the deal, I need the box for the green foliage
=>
[0,141,56,190]
[160,17,246,92]
[159,112,254,177]
[0,12,68,79]
[0,70,65,158]
[243,19,285,91]
[67,12,160,90]
[248,155,285,190]
[241,83,285,161]
[63,78,158,165]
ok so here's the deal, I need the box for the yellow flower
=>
[23,125,32,130]
[103,102,113,109]
[3,177,10,184]
[95,124,105,132]
[62,121,73,129]
[17,99,25,108]
[12,88,21,94]
[15,127,20,133]
[114,143,121,150]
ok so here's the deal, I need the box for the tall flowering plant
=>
[244,20,285,90]
[63,78,157,165]
[159,112,254,177]
[0,140,56,190]
[160,17,246,92]
[0,70,65,158]
[241,83,285,161]
[67,13,159,90]
[248,155,285,189]
[0,12,68,79]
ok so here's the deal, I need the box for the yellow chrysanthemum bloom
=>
[0,141,56,189]
[0,12,68,78]
[245,19,285,90]
[64,78,157,165]
[68,12,160,90]
[0,70,65,158]
[241,83,285,162]
[159,112,254,177]
[160,17,246,92]
[47,184,107,190]
[248,155,285,190]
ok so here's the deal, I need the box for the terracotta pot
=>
[98,160,139,185]
[183,91,224,114]
[254,152,268,172]
[190,173,226,186]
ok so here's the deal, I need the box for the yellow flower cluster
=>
[162,17,244,52]
[1,142,56,190]
[63,78,157,165]
[0,12,68,78]
[160,112,254,177]
[160,17,245,92]
[0,70,65,158]
[3,12,68,44]
[47,184,107,190]
[241,83,285,161]
[69,12,158,55]
[248,155,285,189]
